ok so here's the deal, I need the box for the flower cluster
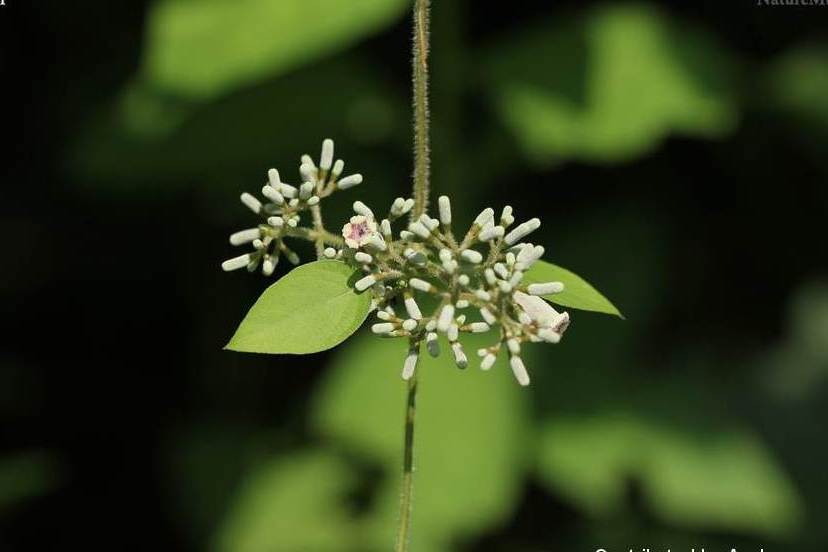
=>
[222,139,362,274]
[330,197,570,387]
[222,139,570,386]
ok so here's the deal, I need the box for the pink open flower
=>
[342,215,378,249]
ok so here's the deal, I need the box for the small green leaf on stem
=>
[226,260,372,354]
[524,260,623,318]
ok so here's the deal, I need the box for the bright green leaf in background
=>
[765,44,828,130]
[524,259,623,317]
[143,0,409,98]
[536,413,802,538]
[486,4,738,166]
[213,451,357,552]
[312,333,530,551]
[226,260,371,354]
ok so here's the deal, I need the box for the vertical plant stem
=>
[396,374,418,552]
[397,2,430,550]
[411,0,431,219]
[310,204,325,258]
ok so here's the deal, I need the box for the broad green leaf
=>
[765,44,828,131]
[143,0,409,98]
[485,5,738,165]
[537,413,802,537]
[524,259,622,317]
[226,260,371,354]
[312,333,529,551]
[213,451,357,552]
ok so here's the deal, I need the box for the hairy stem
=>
[309,204,326,258]
[395,374,418,552]
[411,0,431,219]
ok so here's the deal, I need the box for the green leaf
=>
[523,259,622,317]
[213,451,357,552]
[536,413,802,537]
[312,333,530,550]
[142,0,409,98]
[485,5,738,165]
[226,260,371,354]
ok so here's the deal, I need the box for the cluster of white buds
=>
[221,139,363,275]
[334,195,570,386]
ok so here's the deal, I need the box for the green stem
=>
[411,0,431,219]
[397,2,430,550]
[395,374,418,552]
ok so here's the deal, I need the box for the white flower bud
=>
[390,197,406,216]
[451,342,468,368]
[425,320,436,331]
[538,328,562,343]
[402,349,419,380]
[380,219,392,237]
[481,353,496,371]
[262,185,285,204]
[475,290,491,301]
[468,322,490,333]
[510,356,530,386]
[509,271,524,287]
[299,163,315,183]
[355,275,377,291]
[474,208,494,227]
[299,181,314,199]
[366,234,387,251]
[229,228,260,245]
[437,304,455,332]
[400,230,415,241]
[301,154,315,168]
[307,196,320,206]
[332,159,345,178]
[480,308,497,325]
[447,323,459,342]
[504,218,541,245]
[262,256,276,276]
[507,338,521,355]
[279,183,298,199]
[337,174,363,190]
[409,278,432,293]
[222,253,252,272]
[478,225,504,242]
[354,252,373,264]
[405,296,422,320]
[353,201,374,218]
[267,169,281,187]
[501,205,514,226]
[499,281,513,293]
[240,193,262,214]
[528,282,564,295]
[460,249,483,264]
[426,332,440,357]
[372,322,395,334]
[252,239,265,250]
[376,310,392,321]
[438,196,452,226]
[458,275,470,286]
[323,248,337,259]
[320,139,334,171]
[484,269,496,285]
[456,300,469,309]
[401,198,415,214]
[289,198,300,208]
[408,222,431,239]
[268,216,284,227]
[402,319,418,332]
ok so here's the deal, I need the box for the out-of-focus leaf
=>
[226,261,371,354]
[143,0,409,98]
[485,4,738,165]
[67,58,406,195]
[524,260,623,317]
[765,44,828,128]
[537,413,802,537]
[213,451,356,552]
[312,333,529,550]
[0,451,62,510]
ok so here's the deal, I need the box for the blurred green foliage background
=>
[1,0,827,550]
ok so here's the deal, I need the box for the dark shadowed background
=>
[1,0,827,550]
